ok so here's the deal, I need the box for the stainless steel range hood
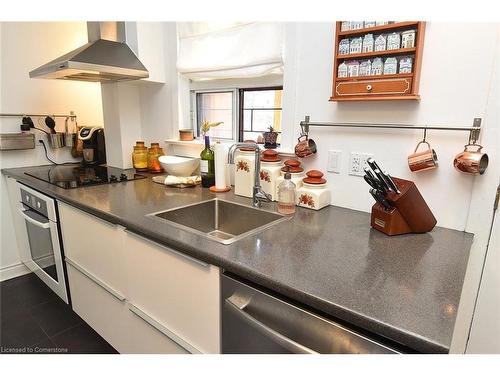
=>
[29,22,149,82]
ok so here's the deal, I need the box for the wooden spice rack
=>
[330,21,426,102]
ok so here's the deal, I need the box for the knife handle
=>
[382,171,401,194]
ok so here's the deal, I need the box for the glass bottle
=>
[277,170,296,215]
[200,135,215,188]
[132,141,148,171]
[147,143,165,173]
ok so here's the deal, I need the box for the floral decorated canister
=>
[234,145,256,198]
[296,170,331,211]
[259,150,282,201]
[276,159,304,201]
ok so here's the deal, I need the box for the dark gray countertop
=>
[2,165,473,353]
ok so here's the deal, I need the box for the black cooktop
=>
[25,165,146,189]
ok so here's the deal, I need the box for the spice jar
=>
[259,150,282,201]
[147,142,165,173]
[296,170,331,210]
[275,159,304,200]
[132,141,148,171]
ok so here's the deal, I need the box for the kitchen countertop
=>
[2,165,473,353]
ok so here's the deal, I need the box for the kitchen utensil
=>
[158,155,200,176]
[71,125,84,158]
[382,171,401,194]
[294,135,317,158]
[453,143,489,175]
[367,158,382,172]
[364,175,385,191]
[45,116,57,134]
[364,167,376,181]
[373,169,389,193]
[370,188,391,210]
[63,116,76,148]
[48,133,65,148]
[408,141,438,172]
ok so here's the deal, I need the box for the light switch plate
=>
[327,150,342,173]
[349,152,373,176]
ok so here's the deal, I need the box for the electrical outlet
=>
[327,150,342,173]
[349,152,373,176]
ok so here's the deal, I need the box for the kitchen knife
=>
[364,174,384,191]
[363,167,376,181]
[367,158,383,173]
[370,188,392,211]
[372,168,389,193]
[382,170,401,194]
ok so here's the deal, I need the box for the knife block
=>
[371,177,437,236]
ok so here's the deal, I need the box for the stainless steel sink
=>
[148,199,290,245]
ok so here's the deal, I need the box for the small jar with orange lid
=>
[259,150,282,201]
[275,159,305,200]
[296,170,331,210]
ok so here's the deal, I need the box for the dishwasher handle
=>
[225,296,318,354]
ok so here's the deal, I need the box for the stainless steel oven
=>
[222,273,402,354]
[16,183,69,303]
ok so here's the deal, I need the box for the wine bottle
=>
[200,135,215,188]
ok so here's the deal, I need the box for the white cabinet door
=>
[66,261,129,353]
[467,188,500,354]
[126,231,220,354]
[59,202,127,296]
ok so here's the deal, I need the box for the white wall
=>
[0,22,103,280]
[281,22,499,231]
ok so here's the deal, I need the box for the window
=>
[191,86,283,143]
[194,90,237,140]
[239,87,282,143]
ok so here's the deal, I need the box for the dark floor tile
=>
[0,309,48,348]
[29,299,83,337]
[0,272,57,313]
[50,322,118,354]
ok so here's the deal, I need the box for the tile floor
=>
[0,272,117,354]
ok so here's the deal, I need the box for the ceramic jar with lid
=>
[259,150,282,201]
[234,141,257,198]
[296,170,331,210]
[275,159,304,201]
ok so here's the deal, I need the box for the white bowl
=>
[159,155,200,176]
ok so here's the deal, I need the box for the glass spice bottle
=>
[147,142,165,173]
[132,141,148,171]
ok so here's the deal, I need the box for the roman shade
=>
[177,22,284,81]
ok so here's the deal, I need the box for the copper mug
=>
[408,141,438,172]
[295,135,317,158]
[454,144,489,175]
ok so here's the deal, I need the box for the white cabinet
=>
[59,202,220,354]
[66,261,129,353]
[126,231,221,354]
[59,202,127,296]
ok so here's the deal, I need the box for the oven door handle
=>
[19,207,50,229]
[225,295,318,354]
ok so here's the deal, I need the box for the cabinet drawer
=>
[128,304,190,354]
[59,202,126,296]
[126,231,220,353]
[67,261,128,353]
[334,77,412,97]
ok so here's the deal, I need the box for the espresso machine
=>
[78,126,106,165]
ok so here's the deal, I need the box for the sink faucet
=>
[228,143,272,207]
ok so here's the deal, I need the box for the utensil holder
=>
[371,177,436,236]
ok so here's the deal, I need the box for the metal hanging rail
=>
[300,116,482,143]
[0,112,77,119]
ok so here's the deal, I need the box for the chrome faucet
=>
[228,143,272,207]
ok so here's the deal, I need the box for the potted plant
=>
[263,125,278,149]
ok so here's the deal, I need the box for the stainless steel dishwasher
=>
[221,273,401,354]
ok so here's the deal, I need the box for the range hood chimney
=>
[29,22,149,82]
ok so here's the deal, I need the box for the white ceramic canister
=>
[275,159,305,201]
[234,148,256,198]
[296,170,331,210]
[259,150,282,201]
